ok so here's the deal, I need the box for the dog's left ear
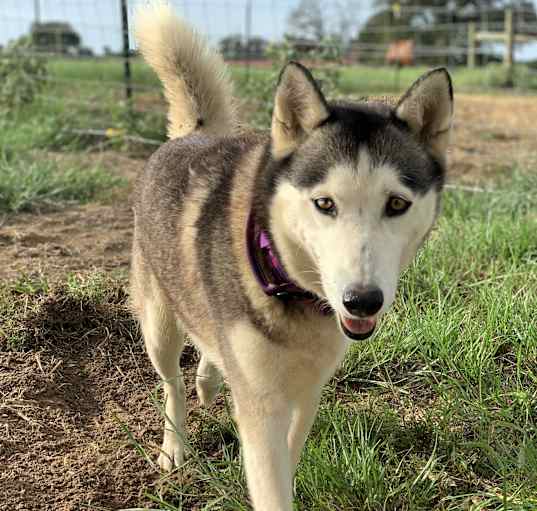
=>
[271,61,330,159]
[395,68,454,163]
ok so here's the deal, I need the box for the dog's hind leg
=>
[139,282,186,471]
[196,355,222,406]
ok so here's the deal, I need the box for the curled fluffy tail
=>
[135,4,237,138]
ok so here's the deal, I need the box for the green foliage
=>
[10,274,50,296]
[267,35,344,65]
[235,37,342,129]
[0,40,47,111]
[481,63,537,90]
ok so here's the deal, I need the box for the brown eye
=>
[386,196,411,217]
[313,197,336,216]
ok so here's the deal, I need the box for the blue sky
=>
[2,0,537,61]
[2,0,333,52]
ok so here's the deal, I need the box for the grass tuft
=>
[0,272,134,351]
[0,154,124,213]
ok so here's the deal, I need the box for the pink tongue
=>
[342,316,376,334]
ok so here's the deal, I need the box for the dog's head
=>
[266,62,453,340]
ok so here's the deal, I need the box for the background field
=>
[1,35,537,511]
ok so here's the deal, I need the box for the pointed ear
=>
[271,61,330,159]
[395,68,454,164]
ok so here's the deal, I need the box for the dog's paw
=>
[158,437,184,471]
[196,377,219,407]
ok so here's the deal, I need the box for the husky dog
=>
[132,5,453,510]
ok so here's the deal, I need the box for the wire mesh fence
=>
[2,0,537,146]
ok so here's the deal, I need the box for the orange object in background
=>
[386,39,415,66]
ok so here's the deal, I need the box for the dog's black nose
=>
[342,285,384,316]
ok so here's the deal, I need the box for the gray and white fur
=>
[131,4,454,510]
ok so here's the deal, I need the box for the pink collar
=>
[246,213,332,315]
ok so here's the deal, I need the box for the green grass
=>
[0,271,132,351]
[48,56,160,87]
[0,153,123,213]
[337,63,537,95]
[5,58,537,158]
[0,92,167,155]
[46,57,537,94]
[137,171,535,510]
[0,69,129,216]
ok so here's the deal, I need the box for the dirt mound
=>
[0,277,198,510]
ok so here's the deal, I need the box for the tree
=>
[31,22,81,52]
[219,34,243,59]
[287,0,363,43]
[287,0,325,41]
[370,0,536,28]
[219,35,268,60]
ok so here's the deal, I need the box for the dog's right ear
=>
[271,61,330,159]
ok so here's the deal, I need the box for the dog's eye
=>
[386,196,411,217]
[313,197,336,216]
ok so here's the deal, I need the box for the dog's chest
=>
[225,316,348,397]
[287,316,348,384]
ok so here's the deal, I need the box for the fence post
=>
[467,21,476,68]
[504,7,514,86]
[120,0,132,102]
[34,0,40,23]
[244,0,252,82]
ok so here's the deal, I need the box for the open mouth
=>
[338,314,377,341]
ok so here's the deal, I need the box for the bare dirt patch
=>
[0,346,160,510]
[450,94,537,182]
[0,150,142,282]
[1,93,537,510]
[0,277,207,510]
[0,202,133,282]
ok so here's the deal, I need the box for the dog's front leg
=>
[288,388,322,475]
[234,395,293,511]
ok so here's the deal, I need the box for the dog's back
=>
[131,132,266,346]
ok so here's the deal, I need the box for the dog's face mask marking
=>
[269,63,453,340]
[272,156,438,339]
